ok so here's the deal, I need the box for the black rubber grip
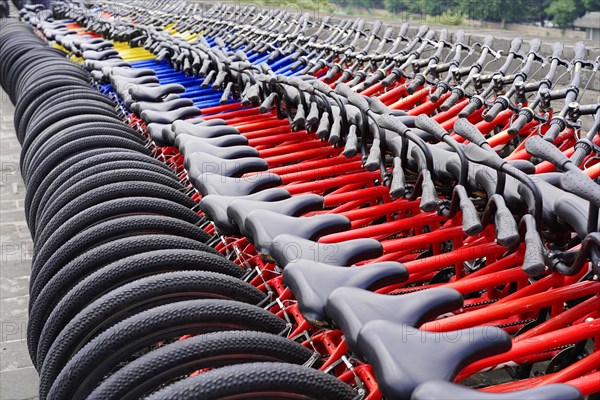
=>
[416,25,429,37]
[507,112,530,135]
[453,118,488,147]
[381,73,398,87]
[371,19,383,34]
[214,37,225,48]
[407,74,426,95]
[525,135,569,169]
[220,82,233,105]
[212,70,228,89]
[483,35,494,48]
[235,50,248,61]
[312,80,332,94]
[542,122,563,143]
[201,70,216,89]
[364,138,381,171]
[522,215,546,277]
[509,37,522,53]
[458,100,481,119]
[347,92,370,113]
[459,192,482,236]
[377,114,410,134]
[199,59,211,76]
[529,38,542,53]
[156,48,169,63]
[570,147,587,167]
[440,90,462,111]
[506,159,536,174]
[329,115,341,144]
[316,112,330,139]
[485,102,505,122]
[464,143,504,169]
[551,42,564,59]
[420,170,439,212]
[335,82,354,98]
[430,85,446,103]
[573,41,586,60]
[324,65,340,82]
[561,170,600,208]
[306,102,320,127]
[343,124,358,157]
[492,195,520,248]
[415,115,447,142]
[259,92,277,113]
[390,157,405,198]
[356,19,366,31]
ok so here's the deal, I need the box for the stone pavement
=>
[0,87,38,399]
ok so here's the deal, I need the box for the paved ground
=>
[0,87,38,399]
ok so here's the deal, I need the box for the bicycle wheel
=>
[87,331,315,400]
[146,362,355,400]
[45,300,286,400]
[38,272,266,389]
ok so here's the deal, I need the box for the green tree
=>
[545,0,579,27]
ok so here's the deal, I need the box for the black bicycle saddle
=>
[180,141,258,160]
[284,260,408,326]
[107,67,156,79]
[411,381,583,400]
[270,233,382,267]
[326,287,463,351]
[140,106,201,124]
[185,153,269,178]
[358,321,512,399]
[175,133,248,152]
[130,97,193,114]
[191,172,282,197]
[85,59,130,71]
[172,120,238,138]
[82,48,120,60]
[199,188,291,236]
[227,195,325,238]
[129,83,186,101]
[79,41,113,52]
[146,123,171,146]
[244,210,351,257]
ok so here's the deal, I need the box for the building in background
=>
[574,12,600,41]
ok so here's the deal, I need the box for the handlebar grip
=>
[329,115,341,144]
[214,37,225,48]
[420,170,439,212]
[458,100,481,119]
[521,215,546,277]
[356,19,366,31]
[416,24,429,37]
[507,112,530,135]
[551,42,564,59]
[542,122,563,143]
[390,157,405,198]
[415,115,447,142]
[212,70,228,89]
[483,35,494,48]
[267,49,280,63]
[570,147,587,167]
[453,118,488,147]
[306,101,320,127]
[464,143,504,169]
[561,170,600,208]
[364,138,381,171]
[201,70,216,89]
[199,59,211,76]
[235,50,248,61]
[506,159,536,174]
[292,103,306,131]
[429,85,446,103]
[156,48,169,63]
[406,74,426,95]
[324,65,340,82]
[259,92,277,113]
[308,61,324,75]
[529,38,542,54]
[316,112,330,139]
[347,92,370,114]
[371,19,383,34]
[312,80,333,95]
[492,195,520,248]
[377,114,410,135]
[381,72,398,87]
[485,101,505,122]
[573,41,586,60]
[343,124,359,157]
[509,37,522,53]
[440,90,462,111]
[335,82,354,98]
[525,135,569,169]
[459,191,483,236]
[220,82,233,105]
[362,73,382,88]
[455,30,465,44]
